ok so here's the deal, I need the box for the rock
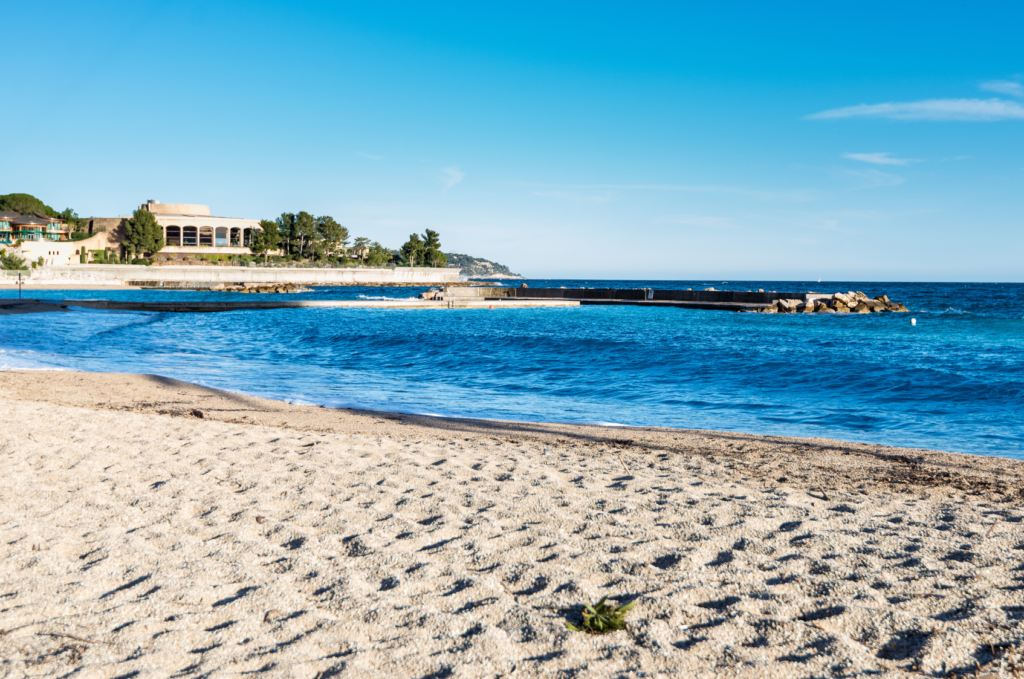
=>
[876,294,890,304]
[760,305,778,313]
[777,299,801,312]
[704,287,716,291]
[797,301,815,313]
[888,302,909,312]
[757,288,764,292]
[834,304,850,313]
[520,283,528,288]
[813,301,830,312]
[852,303,872,313]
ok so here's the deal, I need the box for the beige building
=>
[142,201,262,253]
[2,200,266,266]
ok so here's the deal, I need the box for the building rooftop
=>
[13,215,51,226]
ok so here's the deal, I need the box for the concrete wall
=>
[445,287,815,303]
[88,217,127,235]
[11,232,113,267]
[33,264,460,285]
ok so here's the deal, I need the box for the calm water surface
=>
[2,280,1022,458]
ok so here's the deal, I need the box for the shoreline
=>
[1,371,1022,677]
[0,361,1016,460]
[2,370,1020,496]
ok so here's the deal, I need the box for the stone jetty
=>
[757,291,908,314]
[436,286,909,314]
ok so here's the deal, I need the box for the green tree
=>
[400,233,424,267]
[277,213,296,256]
[365,242,392,266]
[421,229,447,267]
[251,219,279,261]
[351,236,370,260]
[316,215,349,256]
[0,193,52,216]
[58,207,84,232]
[123,208,165,257]
[249,231,267,257]
[295,211,317,258]
[258,219,280,251]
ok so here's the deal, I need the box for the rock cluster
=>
[757,291,908,314]
[207,283,311,294]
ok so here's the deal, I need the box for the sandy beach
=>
[1,371,1022,678]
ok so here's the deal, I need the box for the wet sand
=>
[0,371,1021,677]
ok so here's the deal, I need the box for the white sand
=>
[1,373,1022,678]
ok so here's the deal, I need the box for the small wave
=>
[0,348,66,371]
[356,294,415,301]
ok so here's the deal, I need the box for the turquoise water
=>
[2,280,1022,458]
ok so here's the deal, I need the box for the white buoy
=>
[911,318,917,326]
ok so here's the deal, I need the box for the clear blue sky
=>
[4,1,1022,280]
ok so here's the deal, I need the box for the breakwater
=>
[436,286,909,313]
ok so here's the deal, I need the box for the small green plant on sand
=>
[565,597,636,633]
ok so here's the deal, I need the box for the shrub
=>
[0,249,27,270]
[564,597,636,634]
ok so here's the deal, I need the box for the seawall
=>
[20,265,460,286]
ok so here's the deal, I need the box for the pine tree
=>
[123,208,165,257]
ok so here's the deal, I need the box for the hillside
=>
[444,253,523,278]
[0,193,84,230]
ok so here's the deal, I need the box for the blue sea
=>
[2,280,1022,458]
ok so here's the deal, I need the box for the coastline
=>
[1,370,1022,677]
[1,370,1021,493]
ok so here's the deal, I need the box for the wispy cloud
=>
[843,152,920,166]
[807,98,1024,121]
[980,80,1024,97]
[357,151,385,161]
[844,169,905,189]
[440,167,465,191]
[652,214,736,229]
[534,190,613,204]
[524,183,817,203]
